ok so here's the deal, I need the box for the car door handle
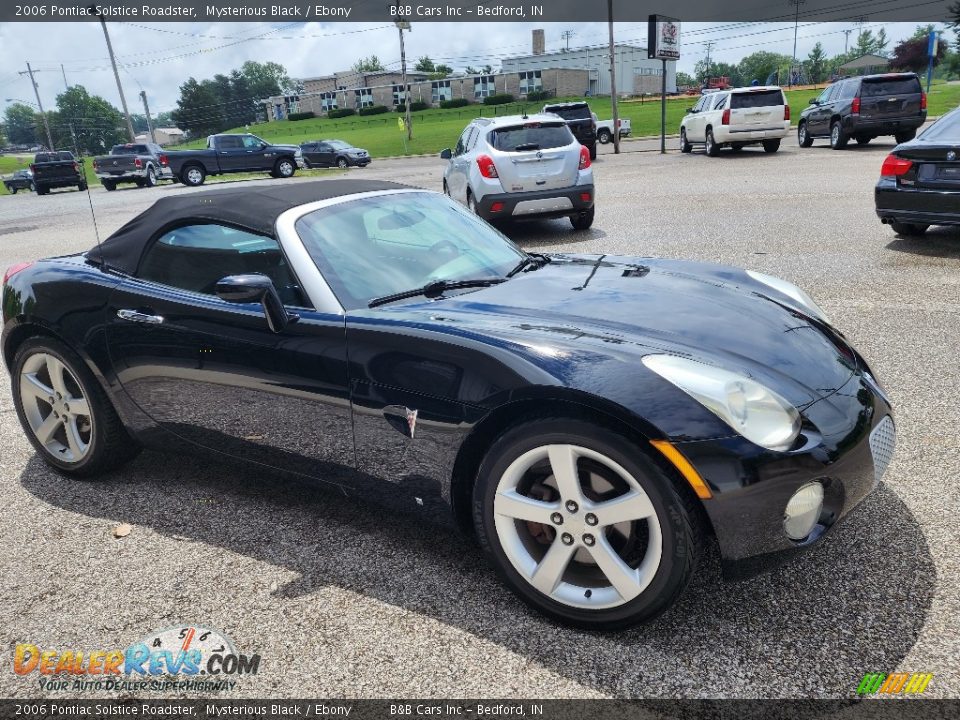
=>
[117,309,164,325]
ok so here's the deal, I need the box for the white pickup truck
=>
[595,117,632,144]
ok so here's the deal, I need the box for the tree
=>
[482,65,493,74]
[854,29,878,56]
[464,66,479,75]
[738,51,792,86]
[806,42,827,83]
[352,55,385,72]
[675,71,696,88]
[172,77,223,137]
[3,103,38,145]
[414,56,436,72]
[875,28,890,55]
[240,60,293,99]
[911,24,937,40]
[54,86,125,154]
[952,2,960,50]
[890,35,945,73]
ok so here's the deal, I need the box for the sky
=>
[0,20,955,117]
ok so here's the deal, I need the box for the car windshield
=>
[546,105,591,121]
[490,122,573,151]
[295,192,525,310]
[919,109,960,141]
[862,76,921,96]
[326,140,352,150]
[731,90,784,108]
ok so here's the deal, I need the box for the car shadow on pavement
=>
[20,449,935,697]
[886,230,960,258]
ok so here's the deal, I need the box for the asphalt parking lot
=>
[1,134,958,699]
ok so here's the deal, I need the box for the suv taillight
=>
[476,154,498,179]
[579,145,591,170]
[784,105,790,121]
[29,164,36,173]
[135,158,143,169]
[852,96,861,114]
[3,262,33,286]
[721,108,731,125]
[159,154,168,166]
[880,154,913,177]
[921,92,927,110]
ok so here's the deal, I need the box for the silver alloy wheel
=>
[799,124,807,144]
[19,352,93,463]
[146,167,156,186]
[279,159,294,177]
[337,158,348,169]
[705,131,715,155]
[186,167,203,185]
[831,124,840,145]
[680,129,688,151]
[493,444,663,610]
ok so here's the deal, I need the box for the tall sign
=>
[648,15,680,153]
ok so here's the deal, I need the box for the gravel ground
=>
[0,134,958,700]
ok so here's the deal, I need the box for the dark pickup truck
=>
[165,133,302,186]
[31,151,87,195]
[543,101,598,160]
[92,142,173,191]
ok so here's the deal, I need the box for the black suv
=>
[543,101,597,159]
[798,73,926,149]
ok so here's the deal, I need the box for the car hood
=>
[374,254,857,408]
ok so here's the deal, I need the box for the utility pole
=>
[92,9,136,141]
[61,64,69,92]
[395,13,412,142]
[561,29,575,51]
[702,41,714,84]
[20,63,54,150]
[139,90,156,143]
[788,0,806,89]
[843,29,852,53]
[607,0,619,154]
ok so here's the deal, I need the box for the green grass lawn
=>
[180,81,960,160]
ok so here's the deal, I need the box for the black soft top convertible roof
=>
[86,179,409,275]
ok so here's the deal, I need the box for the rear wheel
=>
[762,139,781,153]
[102,180,116,192]
[679,128,692,154]
[705,128,720,157]
[472,419,702,629]
[830,121,848,149]
[894,129,916,144]
[145,166,157,187]
[11,338,140,478]
[598,129,612,144]
[570,207,595,231]
[467,190,480,216]
[181,165,206,186]
[890,221,929,236]
[35,184,48,195]
[798,121,813,148]
[78,182,87,191]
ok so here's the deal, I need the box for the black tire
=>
[274,157,296,178]
[145,166,157,187]
[180,164,206,187]
[589,144,597,161]
[705,128,720,157]
[856,135,872,145]
[762,139,781,153]
[11,337,141,478]
[336,157,349,169]
[467,190,481,216]
[894,129,916,144]
[798,121,813,148]
[679,128,692,154]
[442,180,450,196]
[570,207,595,231]
[830,121,848,149]
[135,179,146,188]
[890,221,929,236]
[102,180,116,192]
[36,184,48,195]
[472,418,703,630]
[598,129,612,144]
[78,182,87,191]
[9,187,17,195]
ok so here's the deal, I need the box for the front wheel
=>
[472,419,702,629]
[598,129,612,144]
[798,121,813,148]
[570,207,595,231]
[11,338,141,478]
[762,139,781,153]
[274,157,296,178]
[679,128,692,153]
[890,221,929,236]
[9,186,17,195]
[336,157,349,169]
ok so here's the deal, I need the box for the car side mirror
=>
[810,98,819,106]
[439,148,452,159]
[215,274,297,333]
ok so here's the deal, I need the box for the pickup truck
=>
[165,133,302,186]
[595,118,632,144]
[31,151,87,195]
[92,142,173,191]
[543,101,598,160]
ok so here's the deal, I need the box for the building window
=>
[354,88,373,109]
[431,80,452,104]
[519,71,542,95]
[392,84,406,106]
[474,75,496,99]
[284,95,300,115]
[320,92,338,111]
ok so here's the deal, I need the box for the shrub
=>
[358,105,389,116]
[525,90,553,102]
[439,98,470,109]
[287,111,315,121]
[395,101,429,112]
[326,108,356,119]
[483,94,515,106]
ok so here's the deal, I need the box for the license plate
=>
[937,166,960,179]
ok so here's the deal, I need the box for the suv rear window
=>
[111,145,150,154]
[545,105,591,121]
[862,76,921,97]
[490,123,574,152]
[730,90,784,109]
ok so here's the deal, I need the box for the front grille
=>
[869,415,896,483]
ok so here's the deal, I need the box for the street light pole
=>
[20,63,54,150]
[92,9,136,141]
[395,16,413,142]
[789,0,805,89]
[607,0,620,154]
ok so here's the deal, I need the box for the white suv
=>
[680,86,790,156]
[440,114,595,230]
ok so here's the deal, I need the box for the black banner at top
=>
[0,0,955,23]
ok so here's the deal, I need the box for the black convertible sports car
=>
[876,105,960,235]
[2,180,895,629]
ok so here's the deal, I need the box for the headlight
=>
[746,270,831,325]
[642,354,801,452]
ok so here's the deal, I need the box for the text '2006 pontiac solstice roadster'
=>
[2,179,895,629]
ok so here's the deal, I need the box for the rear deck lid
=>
[728,89,785,130]
[859,75,923,120]
[488,121,580,193]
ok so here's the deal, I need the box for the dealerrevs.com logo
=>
[13,625,261,692]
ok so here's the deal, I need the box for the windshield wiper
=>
[506,253,552,278]
[513,143,541,151]
[369,278,505,308]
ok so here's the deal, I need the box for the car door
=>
[809,84,839,136]
[104,222,358,485]
[314,143,336,167]
[684,96,706,141]
[214,136,249,171]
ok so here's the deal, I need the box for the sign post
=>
[648,14,680,154]
[926,30,939,94]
